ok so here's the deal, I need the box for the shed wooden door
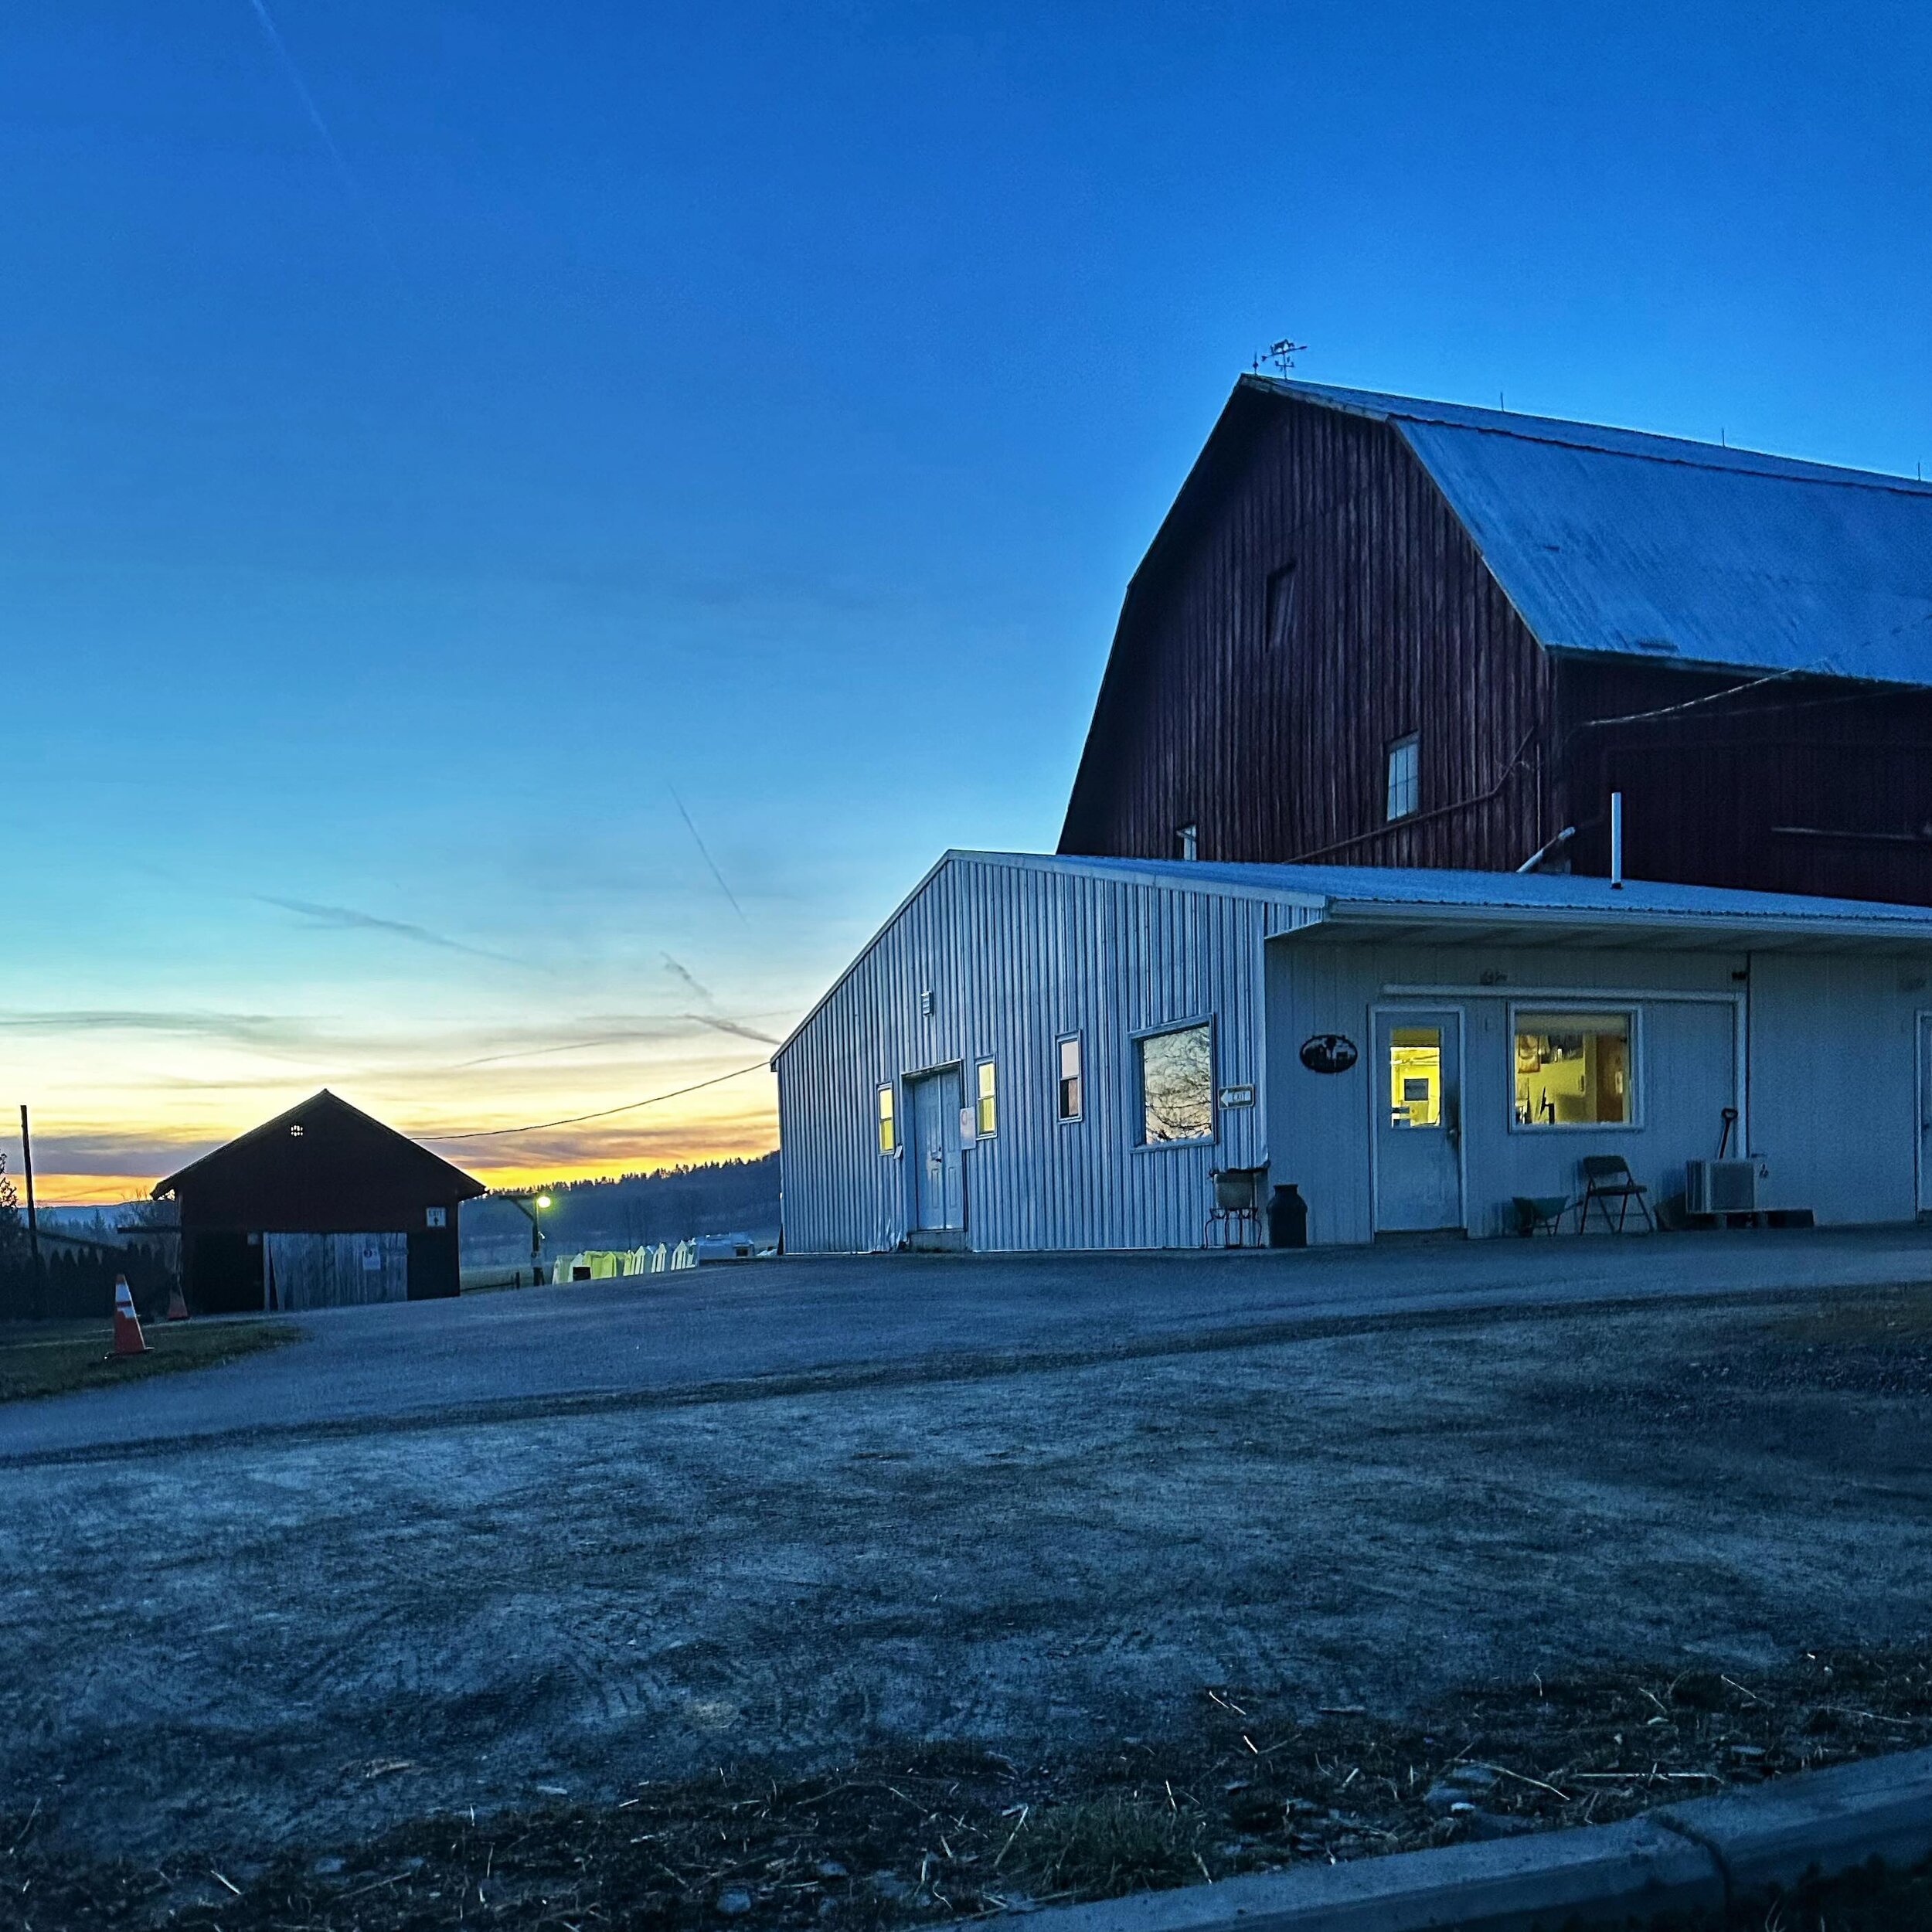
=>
[264,1232,409,1309]
[1372,1009,1465,1233]
[907,1068,965,1233]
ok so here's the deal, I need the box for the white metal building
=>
[774,852,1932,1251]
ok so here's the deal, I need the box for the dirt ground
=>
[4,1647,1930,1930]
[2,1273,1931,1923]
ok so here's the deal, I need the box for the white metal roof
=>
[1250,376,1932,687]
[964,852,1932,951]
[774,851,1932,1061]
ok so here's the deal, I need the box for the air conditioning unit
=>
[1686,1158,1757,1216]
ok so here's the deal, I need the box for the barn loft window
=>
[876,1083,896,1155]
[1056,1036,1083,1122]
[1264,561,1298,651]
[1175,823,1199,862]
[1386,734,1420,821]
[1514,1012,1634,1127]
[1138,1021,1214,1145]
[976,1060,998,1137]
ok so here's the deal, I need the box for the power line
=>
[423,1063,768,1141]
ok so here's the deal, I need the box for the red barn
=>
[1061,376,1932,903]
[153,1090,485,1313]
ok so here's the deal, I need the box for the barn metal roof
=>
[1250,376,1932,687]
[965,852,1932,951]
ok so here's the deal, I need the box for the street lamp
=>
[497,1190,555,1286]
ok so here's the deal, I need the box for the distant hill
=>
[460,1152,780,1264]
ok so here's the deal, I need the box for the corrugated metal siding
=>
[1266,934,1925,1240]
[1060,389,1553,874]
[776,856,1318,1253]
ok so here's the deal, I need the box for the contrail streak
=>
[243,0,362,203]
[668,787,750,927]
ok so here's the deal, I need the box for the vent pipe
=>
[1610,791,1624,889]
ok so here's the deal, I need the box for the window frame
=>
[1056,1032,1083,1124]
[1131,1015,1218,1151]
[876,1082,897,1156]
[1507,1004,1644,1133]
[1175,822,1199,862]
[1264,560,1298,653]
[975,1058,998,1138]
[1385,733,1420,821]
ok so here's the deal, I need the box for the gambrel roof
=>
[1251,376,1932,685]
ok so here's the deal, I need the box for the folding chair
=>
[1576,1155,1654,1233]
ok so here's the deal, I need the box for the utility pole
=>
[20,1105,43,1318]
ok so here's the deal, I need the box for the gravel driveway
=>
[3,1236,1930,1865]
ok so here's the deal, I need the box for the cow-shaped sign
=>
[1299,1033,1359,1076]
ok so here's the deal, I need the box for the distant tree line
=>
[461,1151,781,1264]
[0,1155,175,1322]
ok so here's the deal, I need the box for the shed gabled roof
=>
[152,1090,486,1202]
[1251,375,1932,685]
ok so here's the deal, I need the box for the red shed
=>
[153,1090,485,1313]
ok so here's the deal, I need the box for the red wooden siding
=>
[1060,384,1932,907]
[1060,389,1556,873]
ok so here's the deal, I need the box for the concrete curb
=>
[990,1747,1932,1932]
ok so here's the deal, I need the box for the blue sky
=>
[4,1,1928,1197]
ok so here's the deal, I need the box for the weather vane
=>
[1252,338,1308,376]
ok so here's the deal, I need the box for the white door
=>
[908,1069,965,1233]
[1373,1009,1465,1233]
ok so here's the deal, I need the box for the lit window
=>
[975,1060,998,1137]
[1057,1036,1083,1121]
[1515,1012,1633,1126]
[876,1084,896,1155]
[1387,1027,1442,1128]
[1138,1022,1213,1144]
[1264,561,1298,651]
[1175,823,1199,862]
[1386,734,1420,821]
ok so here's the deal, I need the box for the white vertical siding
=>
[1267,936,1927,1239]
[1747,952,1920,1225]
[775,855,1317,1253]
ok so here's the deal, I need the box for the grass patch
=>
[1764,1284,1932,1344]
[0,1317,300,1403]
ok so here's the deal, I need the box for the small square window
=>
[1386,734,1420,821]
[876,1083,896,1155]
[975,1060,998,1137]
[1515,1012,1634,1126]
[1056,1036,1083,1121]
[1175,823,1199,862]
[1138,1022,1214,1145]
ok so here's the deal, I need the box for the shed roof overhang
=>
[1281,896,1932,955]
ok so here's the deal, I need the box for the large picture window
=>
[1515,1012,1634,1127]
[1138,1022,1214,1145]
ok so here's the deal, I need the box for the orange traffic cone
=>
[107,1276,151,1358]
[165,1286,191,1322]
